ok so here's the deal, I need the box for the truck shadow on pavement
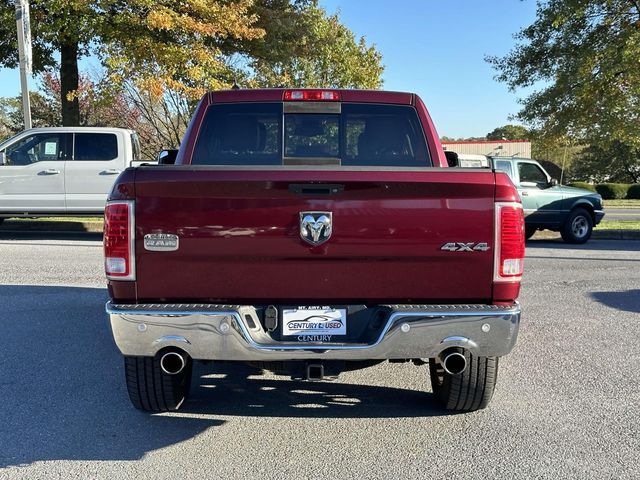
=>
[0,284,221,468]
[589,290,640,313]
[0,284,446,468]
[186,362,446,419]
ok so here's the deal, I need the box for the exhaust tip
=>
[160,351,186,375]
[441,351,467,376]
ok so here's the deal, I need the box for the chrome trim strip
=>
[523,209,563,213]
[107,302,517,314]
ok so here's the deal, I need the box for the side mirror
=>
[0,152,6,165]
[444,151,459,167]
[157,149,178,165]
[550,178,559,186]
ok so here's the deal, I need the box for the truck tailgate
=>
[133,168,495,303]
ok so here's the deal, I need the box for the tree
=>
[0,71,165,157]
[0,91,59,136]
[572,142,640,183]
[0,98,15,141]
[487,0,640,149]
[118,79,193,156]
[440,136,487,142]
[248,4,383,88]
[486,124,530,140]
[0,1,265,125]
[0,1,383,130]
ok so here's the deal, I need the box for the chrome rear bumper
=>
[106,302,521,361]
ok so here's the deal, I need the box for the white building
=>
[442,140,531,158]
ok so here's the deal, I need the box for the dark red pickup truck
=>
[105,89,524,413]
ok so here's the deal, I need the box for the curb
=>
[531,230,640,241]
[592,230,640,240]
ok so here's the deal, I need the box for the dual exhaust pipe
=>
[438,349,468,376]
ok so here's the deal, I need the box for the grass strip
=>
[604,199,640,208]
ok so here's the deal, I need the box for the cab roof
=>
[209,88,415,105]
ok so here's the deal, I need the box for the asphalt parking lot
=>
[0,233,638,479]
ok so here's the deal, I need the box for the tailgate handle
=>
[289,184,344,195]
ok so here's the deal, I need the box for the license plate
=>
[282,307,347,338]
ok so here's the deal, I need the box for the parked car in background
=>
[491,157,604,243]
[0,127,151,223]
[451,153,604,243]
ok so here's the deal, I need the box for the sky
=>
[318,0,539,138]
[0,0,539,138]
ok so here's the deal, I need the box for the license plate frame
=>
[282,306,347,338]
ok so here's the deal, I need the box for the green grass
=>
[604,199,640,207]
[597,220,640,230]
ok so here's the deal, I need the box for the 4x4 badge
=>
[441,242,490,252]
[300,212,332,246]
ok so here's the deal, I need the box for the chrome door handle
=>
[101,169,122,175]
[41,169,60,175]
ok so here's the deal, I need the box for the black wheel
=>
[429,348,499,412]
[124,353,192,412]
[561,208,593,244]
[525,225,536,240]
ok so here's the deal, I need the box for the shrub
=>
[595,183,631,199]
[568,182,597,192]
[627,184,640,199]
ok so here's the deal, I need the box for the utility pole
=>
[15,0,32,130]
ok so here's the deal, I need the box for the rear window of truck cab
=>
[192,103,431,167]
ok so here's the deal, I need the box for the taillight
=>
[283,89,341,101]
[104,201,135,280]
[494,202,525,281]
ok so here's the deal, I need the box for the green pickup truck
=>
[491,157,604,243]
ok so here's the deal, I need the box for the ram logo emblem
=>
[300,212,332,246]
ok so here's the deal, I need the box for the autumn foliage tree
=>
[0,1,294,125]
[102,0,265,100]
[0,0,383,143]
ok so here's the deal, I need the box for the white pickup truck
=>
[0,127,150,222]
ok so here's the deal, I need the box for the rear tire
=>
[124,354,192,412]
[561,208,593,244]
[429,348,499,411]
